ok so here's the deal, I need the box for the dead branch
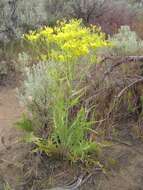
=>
[102,56,143,79]
[117,77,143,98]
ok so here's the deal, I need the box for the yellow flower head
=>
[25,19,110,62]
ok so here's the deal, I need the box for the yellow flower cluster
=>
[25,19,110,62]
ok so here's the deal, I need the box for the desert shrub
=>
[0,0,47,41]
[0,40,26,84]
[18,19,110,162]
[19,62,53,132]
[44,0,71,26]
[110,26,143,55]
[64,0,138,35]
[98,25,143,58]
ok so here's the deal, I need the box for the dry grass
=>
[83,56,143,140]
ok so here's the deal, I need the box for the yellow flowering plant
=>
[19,19,111,163]
[24,19,109,63]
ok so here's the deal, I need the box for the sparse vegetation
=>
[1,1,143,190]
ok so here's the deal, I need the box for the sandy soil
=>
[0,87,23,147]
[0,86,26,189]
[81,122,143,190]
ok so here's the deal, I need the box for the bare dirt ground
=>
[82,120,143,190]
[0,86,27,189]
[0,86,143,190]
